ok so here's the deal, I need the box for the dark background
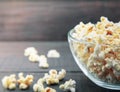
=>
[0,0,119,41]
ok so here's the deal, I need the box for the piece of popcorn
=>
[45,76,59,85]
[39,55,49,68]
[57,69,66,80]
[28,53,40,62]
[45,87,56,92]
[43,72,59,85]
[19,83,28,90]
[33,83,45,92]
[59,79,76,92]
[8,83,16,90]
[17,73,34,90]
[39,61,49,68]
[43,69,66,85]
[39,55,47,62]
[49,69,58,75]
[2,76,9,89]
[37,78,45,84]
[44,74,59,85]
[33,84,56,92]
[47,49,60,58]
[1,74,17,90]
[24,47,38,56]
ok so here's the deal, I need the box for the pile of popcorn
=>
[71,16,120,83]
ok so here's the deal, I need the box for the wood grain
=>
[0,1,119,41]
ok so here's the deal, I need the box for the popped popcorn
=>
[59,79,76,92]
[28,53,40,62]
[57,69,66,80]
[43,69,66,85]
[24,47,49,68]
[33,82,44,92]
[17,72,34,90]
[44,73,59,85]
[47,49,60,58]
[45,87,56,92]
[71,16,120,83]
[33,77,56,92]
[1,74,16,90]
[39,55,49,68]
[24,47,38,56]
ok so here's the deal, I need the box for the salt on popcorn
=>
[59,79,76,92]
[47,49,60,58]
[71,16,120,83]
[1,74,17,90]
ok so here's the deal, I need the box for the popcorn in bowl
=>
[68,16,120,89]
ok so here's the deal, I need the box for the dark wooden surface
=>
[0,41,120,92]
[0,0,119,41]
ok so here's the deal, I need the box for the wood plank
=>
[0,1,119,41]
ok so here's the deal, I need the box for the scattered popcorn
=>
[24,47,38,56]
[47,49,60,58]
[1,74,16,90]
[39,55,49,68]
[71,16,120,83]
[59,79,76,92]
[17,72,34,90]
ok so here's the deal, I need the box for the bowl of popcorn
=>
[68,16,120,90]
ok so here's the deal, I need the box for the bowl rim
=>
[68,29,95,45]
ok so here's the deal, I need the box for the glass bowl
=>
[68,29,120,90]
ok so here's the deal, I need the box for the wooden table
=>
[0,41,118,92]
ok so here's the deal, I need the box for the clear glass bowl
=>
[68,29,120,90]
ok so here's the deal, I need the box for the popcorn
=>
[1,74,16,90]
[44,73,59,85]
[33,77,56,92]
[24,47,38,56]
[57,69,66,80]
[47,49,60,58]
[33,83,44,92]
[43,69,66,85]
[71,16,120,83]
[28,53,40,62]
[17,73,34,90]
[59,79,76,92]
[24,47,49,68]
[39,55,49,68]
[45,87,56,92]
